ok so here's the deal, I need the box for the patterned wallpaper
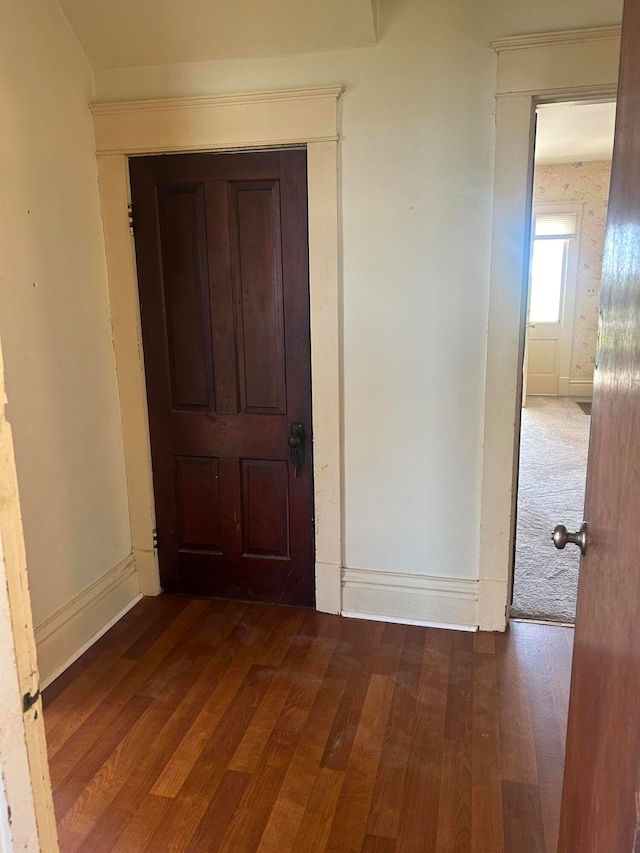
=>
[533,160,612,382]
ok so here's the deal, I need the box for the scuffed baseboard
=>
[36,554,141,688]
[341,567,479,630]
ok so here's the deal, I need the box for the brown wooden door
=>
[558,2,640,848]
[130,150,315,606]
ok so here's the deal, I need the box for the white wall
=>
[0,0,132,632]
[94,0,621,601]
[96,0,498,588]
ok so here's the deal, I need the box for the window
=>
[529,212,577,324]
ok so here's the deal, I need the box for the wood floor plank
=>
[372,621,407,676]
[471,650,505,853]
[227,677,292,773]
[366,625,426,841]
[52,693,150,819]
[436,739,472,852]
[42,597,161,709]
[185,770,252,852]
[110,795,172,853]
[228,611,320,774]
[253,606,309,667]
[502,780,546,853]
[362,834,397,852]
[150,661,253,798]
[518,624,567,852]
[494,627,539,785]
[56,696,174,850]
[154,614,336,849]
[70,645,225,851]
[395,628,452,852]
[293,767,345,851]
[325,674,396,852]
[45,597,574,853]
[274,612,342,735]
[320,618,385,771]
[444,631,474,744]
[191,599,252,648]
[218,765,287,853]
[44,596,189,752]
[542,625,573,751]
[121,597,194,659]
[257,624,352,851]
[142,663,276,851]
[473,631,496,655]
[261,727,300,769]
[173,662,273,799]
[45,660,138,761]
[47,598,211,767]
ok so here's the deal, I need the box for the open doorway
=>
[511,100,616,624]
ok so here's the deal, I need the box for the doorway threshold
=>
[510,616,575,629]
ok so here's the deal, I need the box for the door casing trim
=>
[92,86,344,613]
[478,29,619,630]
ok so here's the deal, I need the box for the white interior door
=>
[526,204,582,396]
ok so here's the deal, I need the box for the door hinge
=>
[23,688,40,713]
[128,202,135,236]
[153,528,159,552]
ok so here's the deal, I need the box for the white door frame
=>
[91,86,344,614]
[477,28,620,630]
[0,339,58,851]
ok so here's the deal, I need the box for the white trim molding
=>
[491,26,621,52]
[341,568,479,630]
[91,86,344,614]
[36,554,141,687]
[568,379,594,397]
[478,28,619,631]
[92,86,344,155]
[492,26,620,100]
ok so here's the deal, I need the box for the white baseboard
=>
[341,568,479,630]
[315,560,341,614]
[36,554,141,689]
[568,379,593,397]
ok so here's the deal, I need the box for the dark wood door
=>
[558,2,640,848]
[130,150,314,606]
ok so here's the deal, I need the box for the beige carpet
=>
[510,396,591,624]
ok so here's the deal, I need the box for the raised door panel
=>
[241,460,289,558]
[157,185,215,411]
[230,182,286,414]
[174,456,222,553]
[528,339,557,375]
[527,338,559,394]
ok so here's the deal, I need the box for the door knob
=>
[288,422,305,465]
[552,522,588,556]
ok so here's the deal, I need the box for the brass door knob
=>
[552,522,588,556]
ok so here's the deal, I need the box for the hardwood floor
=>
[43,597,573,852]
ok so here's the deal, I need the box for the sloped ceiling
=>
[56,0,378,70]
[535,102,617,164]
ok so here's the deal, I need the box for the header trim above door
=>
[91,86,344,155]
